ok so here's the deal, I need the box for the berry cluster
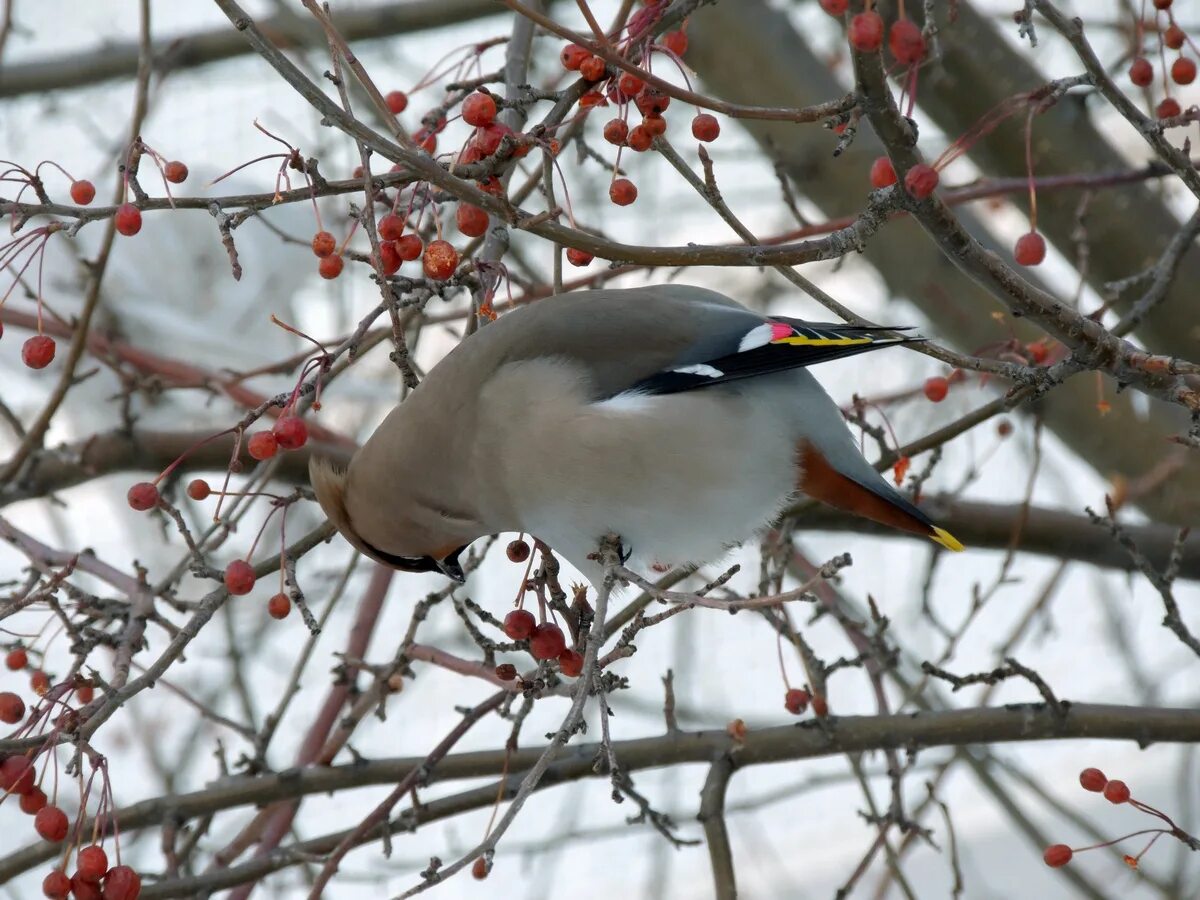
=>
[1126,0,1195,119]
[500,540,585,677]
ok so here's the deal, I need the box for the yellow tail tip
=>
[930,526,965,552]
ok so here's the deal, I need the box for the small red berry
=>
[20,786,48,814]
[603,119,629,145]
[100,865,141,900]
[888,19,926,65]
[503,609,536,641]
[784,688,810,715]
[395,233,423,260]
[22,335,56,369]
[1157,97,1182,119]
[114,203,141,236]
[904,163,939,199]
[1043,844,1072,868]
[6,647,28,670]
[462,91,498,127]
[456,203,489,238]
[811,694,829,717]
[378,214,405,242]
[870,156,897,188]
[560,44,589,71]
[642,113,667,137]
[997,419,1013,437]
[1103,779,1131,804]
[1171,57,1196,85]
[385,90,408,114]
[1079,768,1107,792]
[849,12,884,52]
[662,29,688,56]
[472,857,489,880]
[691,113,720,142]
[923,376,949,402]
[34,806,69,842]
[414,128,437,154]
[318,254,344,279]
[580,55,607,82]
[0,754,35,791]
[246,430,278,461]
[70,180,95,205]
[558,649,584,677]
[76,846,107,882]
[506,539,531,562]
[530,623,567,660]
[423,240,459,280]
[75,681,94,704]
[1129,57,1153,87]
[273,416,307,450]
[495,663,517,681]
[376,240,402,275]
[1153,0,1172,8]
[30,670,49,695]
[70,875,101,900]
[635,87,670,116]
[311,231,336,258]
[164,161,188,184]
[566,248,593,267]
[627,124,653,151]
[1165,25,1185,50]
[609,178,638,206]
[126,482,159,511]
[353,165,364,179]
[186,479,211,501]
[617,72,645,98]
[819,0,849,14]
[42,869,71,899]
[224,560,256,596]
[1014,231,1047,266]
[268,593,291,620]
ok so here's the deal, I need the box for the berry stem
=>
[1024,108,1038,231]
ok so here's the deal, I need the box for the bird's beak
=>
[436,546,467,583]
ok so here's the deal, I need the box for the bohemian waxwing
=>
[310,285,963,583]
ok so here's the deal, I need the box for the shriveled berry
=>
[34,806,69,842]
[635,87,670,116]
[273,416,308,450]
[385,90,408,114]
[560,43,589,71]
[246,431,278,460]
[30,670,49,695]
[318,254,344,279]
[76,846,107,881]
[627,124,653,151]
[0,691,25,724]
[1103,779,1131,804]
[186,479,211,501]
[462,91,498,128]
[904,163,939,199]
[566,248,593,267]
[5,648,27,670]
[423,240,458,280]
[923,376,949,402]
[889,19,926,65]
[1014,231,1046,266]
[1043,844,1072,868]
[1079,768,1107,792]
[42,869,71,899]
[1171,57,1196,85]
[70,180,96,205]
[503,609,536,641]
[784,688,810,715]
[224,560,256,596]
[603,119,629,145]
[819,0,849,14]
[662,29,688,56]
[558,649,584,677]
[126,482,159,511]
[20,786,47,814]
[267,593,291,620]
[456,203,489,237]
[164,161,188,184]
[849,11,884,52]
[100,865,141,900]
[691,113,719,142]
[1157,97,1182,119]
[642,113,667,137]
[114,204,141,236]
[495,663,517,681]
[1165,25,1185,50]
[0,754,34,792]
[472,857,489,880]
[22,335,56,369]
[579,90,607,109]
[530,622,567,660]
[311,231,336,258]
[1129,57,1153,87]
[609,178,637,206]
[580,55,607,81]
[506,539,531,562]
[395,233,422,260]
[617,72,644,98]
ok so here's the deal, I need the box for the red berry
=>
[22,335,56,369]
[530,623,567,660]
[560,43,589,71]
[76,846,107,882]
[603,119,629,145]
[1079,768,1107,792]
[627,124,653,152]
[506,539,531,562]
[385,90,408,114]
[273,416,308,450]
[101,865,141,900]
[378,214,405,242]
[267,593,291,620]
[819,0,849,14]
[34,805,69,842]
[495,663,517,681]
[246,430,278,460]
[1,755,34,795]
[1043,844,1072,867]
[1103,779,1131,804]
[414,128,437,154]
[580,56,607,82]
[114,203,141,236]
[456,203,489,238]
[849,12,884,52]
[377,240,402,275]
[1171,57,1196,85]
[691,113,720,142]
[889,19,926,65]
[784,688,810,715]
[1157,97,1182,119]
[462,91,497,127]
[503,609,536,641]
[70,180,95,205]
[617,72,644,98]
[318,254,344,279]
[870,156,897,188]
[904,163,939,199]
[186,479,211,501]
[558,649,584,677]
[75,681,94,704]
[20,786,48,814]
[1129,57,1153,87]
[70,875,101,900]
[1154,0,1172,8]
[224,560,256,596]
[0,691,26,724]
[1165,25,1185,50]
[30,670,49,695]
[126,481,159,511]
[6,648,28,670]
[642,113,667,137]
[1014,231,1047,266]
[566,248,593,267]
[311,231,336,258]
[423,240,459,280]
[472,857,489,880]
[42,869,71,899]
[635,87,670,116]
[579,90,607,109]
[662,29,688,55]
[923,376,949,403]
[164,161,188,184]
[609,178,637,206]
[353,165,364,179]
[395,233,423,260]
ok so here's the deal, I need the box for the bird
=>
[310,285,963,584]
